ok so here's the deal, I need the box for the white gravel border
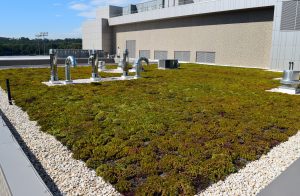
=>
[1,85,300,196]
[0,88,120,196]
[198,131,300,196]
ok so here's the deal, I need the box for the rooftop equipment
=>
[158,59,180,69]
[280,62,300,94]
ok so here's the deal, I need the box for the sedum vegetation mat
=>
[0,64,300,195]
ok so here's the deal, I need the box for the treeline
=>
[0,37,82,56]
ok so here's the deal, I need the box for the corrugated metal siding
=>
[174,51,191,61]
[139,50,150,58]
[296,2,300,30]
[196,51,216,63]
[154,50,168,60]
[280,1,298,30]
[126,40,136,58]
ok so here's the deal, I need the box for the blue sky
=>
[0,0,141,39]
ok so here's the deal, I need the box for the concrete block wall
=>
[82,19,112,53]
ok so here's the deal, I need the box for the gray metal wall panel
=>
[126,40,136,58]
[296,3,300,30]
[280,1,297,30]
[154,50,168,59]
[196,51,216,63]
[139,50,151,58]
[174,51,191,61]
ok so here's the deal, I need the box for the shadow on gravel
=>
[0,109,63,196]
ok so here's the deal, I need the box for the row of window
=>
[138,50,216,63]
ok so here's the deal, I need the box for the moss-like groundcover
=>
[0,64,299,195]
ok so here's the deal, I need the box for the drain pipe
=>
[134,57,149,79]
[49,49,58,82]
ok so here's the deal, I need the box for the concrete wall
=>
[113,8,274,68]
[82,20,102,50]
[82,19,112,53]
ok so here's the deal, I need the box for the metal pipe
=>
[65,56,74,84]
[122,49,129,77]
[89,52,100,81]
[134,57,149,78]
[49,49,58,82]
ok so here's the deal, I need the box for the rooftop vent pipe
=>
[134,57,149,78]
[89,51,101,82]
[49,49,58,82]
[280,61,300,93]
[64,56,76,84]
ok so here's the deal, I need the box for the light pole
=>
[35,33,42,55]
[35,32,48,55]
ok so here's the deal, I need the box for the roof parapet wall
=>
[104,0,276,26]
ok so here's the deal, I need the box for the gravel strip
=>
[0,88,120,196]
[197,131,300,196]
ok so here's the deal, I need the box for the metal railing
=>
[109,0,218,18]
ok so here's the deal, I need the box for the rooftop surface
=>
[258,158,300,196]
[0,113,52,196]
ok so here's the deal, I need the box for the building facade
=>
[82,0,300,71]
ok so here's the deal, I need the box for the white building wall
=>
[82,20,102,50]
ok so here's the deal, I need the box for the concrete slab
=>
[42,76,137,86]
[100,68,136,73]
[0,116,52,196]
[266,88,300,95]
[258,158,300,196]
